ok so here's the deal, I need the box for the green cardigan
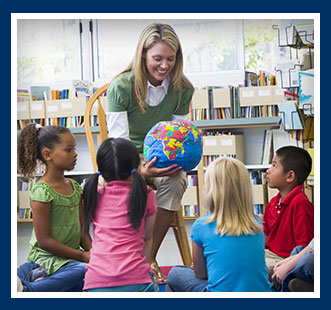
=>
[107,71,194,152]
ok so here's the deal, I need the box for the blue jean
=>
[17,260,86,292]
[282,246,314,292]
[166,265,208,292]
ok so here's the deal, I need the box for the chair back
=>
[84,83,109,172]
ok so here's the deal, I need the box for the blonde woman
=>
[167,157,271,292]
[106,23,194,284]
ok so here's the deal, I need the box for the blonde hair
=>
[115,23,193,113]
[203,156,261,236]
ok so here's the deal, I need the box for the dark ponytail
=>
[129,169,148,229]
[17,123,70,178]
[81,173,100,234]
[81,138,148,231]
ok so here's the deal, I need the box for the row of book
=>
[245,70,276,87]
[18,208,32,220]
[186,174,197,187]
[241,105,278,119]
[254,205,264,216]
[18,107,101,130]
[47,116,85,127]
[250,170,264,185]
[20,177,37,191]
[18,80,100,102]
[190,85,285,121]
[182,205,199,218]
[203,154,237,167]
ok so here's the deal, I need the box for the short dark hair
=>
[276,146,312,185]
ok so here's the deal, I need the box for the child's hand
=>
[272,265,289,284]
[81,251,90,263]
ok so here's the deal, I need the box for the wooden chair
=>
[84,83,192,266]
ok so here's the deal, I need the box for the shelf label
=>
[276,89,284,96]
[62,101,73,109]
[242,90,254,98]
[221,138,233,146]
[258,89,271,97]
[17,105,27,112]
[31,104,42,111]
[47,105,58,112]
[204,139,217,146]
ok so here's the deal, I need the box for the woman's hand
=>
[140,157,182,178]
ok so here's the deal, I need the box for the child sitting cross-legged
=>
[166,156,271,292]
[263,146,314,287]
[17,124,92,292]
[81,138,159,292]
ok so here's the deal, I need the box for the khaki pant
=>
[265,249,286,282]
[146,172,187,211]
[140,154,187,212]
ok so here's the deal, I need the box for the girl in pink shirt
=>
[81,138,158,292]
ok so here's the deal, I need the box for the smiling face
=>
[143,41,176,87]
[47,132,77,172]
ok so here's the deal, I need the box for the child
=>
[106,23,194,283]
[263,146,314,278]
[272,239,314,291]
[166,157,271,292]
[17,124,92,292]
[81,138,159,292]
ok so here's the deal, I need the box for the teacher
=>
[106,23,194,284]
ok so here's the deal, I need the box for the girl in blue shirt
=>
[167,157,271,292]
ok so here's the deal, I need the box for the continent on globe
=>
[143,121,203,172]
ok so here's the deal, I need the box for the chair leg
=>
[172,210,192,266]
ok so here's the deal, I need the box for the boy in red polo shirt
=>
[263,146,313,281]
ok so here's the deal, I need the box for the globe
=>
[143,121,203,172]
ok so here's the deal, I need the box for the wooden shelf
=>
[17,126,102,136]
[17,219,33,223]
[245,164,271,170]
[69,126,101,135]
[183,217,198,221]
[192,117,281,130]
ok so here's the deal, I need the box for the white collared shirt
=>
[106,76,189,140]
[146,76,170,106]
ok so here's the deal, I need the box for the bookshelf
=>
[193,117,282,217]
[16,94,310,222]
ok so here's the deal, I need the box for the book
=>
[73,80,90,98]
[30,86,51,101]
[17,89,30,102]
[245,71,258,87]
[261,130,273,165]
